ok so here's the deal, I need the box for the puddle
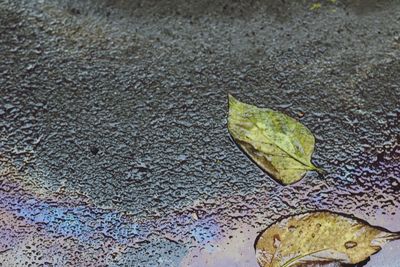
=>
[1,0,400,265]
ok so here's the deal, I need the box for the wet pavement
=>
[1,0,400,266]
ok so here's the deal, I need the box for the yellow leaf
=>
[310,3,322,11]
[227,95,321,185]
[255,212,400,267]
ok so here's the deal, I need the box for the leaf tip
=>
[228,94,241,112]
[227,93,236,103]
[313,166,326,175]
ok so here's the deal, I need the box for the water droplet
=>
[345,241,357,249]
[273,234,281,248]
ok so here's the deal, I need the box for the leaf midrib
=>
[239,133,315,171]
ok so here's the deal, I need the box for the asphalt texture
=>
[1,0,400,266]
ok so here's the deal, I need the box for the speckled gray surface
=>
[1,0,400,266]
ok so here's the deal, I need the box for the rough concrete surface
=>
[0,0,400,266]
